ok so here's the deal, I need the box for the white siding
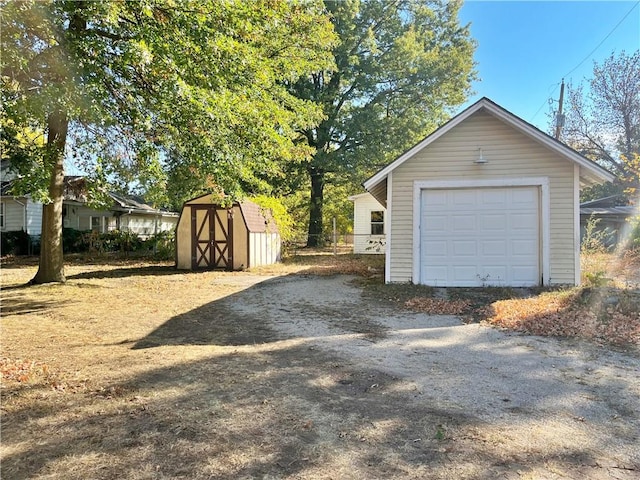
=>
[0,198,42,235]
[390,109,576,285]
[25,200,42,236]
[249,232,281,267]
[351,193,387,254]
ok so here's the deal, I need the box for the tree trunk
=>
[306,167,325,247]
[31,110,68,284]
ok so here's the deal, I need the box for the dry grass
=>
[1,250,638,479]
[404,251,640,347]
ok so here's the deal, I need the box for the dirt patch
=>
[2,258,639,479]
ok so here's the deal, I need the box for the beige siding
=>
[390,110,576,285]
[351,193,387,254]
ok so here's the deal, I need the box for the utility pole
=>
[554,79,565,139]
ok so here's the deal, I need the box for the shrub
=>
[1,230,32,255]
[144,230,175,260]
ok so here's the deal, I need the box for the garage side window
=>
[370,211,384,235]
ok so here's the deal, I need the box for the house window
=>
[370,211,384,235]
[0,202,4,229]
[90,216,102,232]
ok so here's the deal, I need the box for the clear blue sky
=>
[458,0,640,130]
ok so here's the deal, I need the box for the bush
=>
[63,228,90,253]
[144,230,175,260]
[1,230,33,255]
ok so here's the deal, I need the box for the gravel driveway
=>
[221,273,640,478]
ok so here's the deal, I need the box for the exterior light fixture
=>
[475,147,487,164]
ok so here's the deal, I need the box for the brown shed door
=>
[191,206,234,270]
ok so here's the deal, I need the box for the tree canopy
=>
[286,0,476,246]
[562,50,640,201]
[1,0,335,282]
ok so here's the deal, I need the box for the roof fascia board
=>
[481,100,615,183]
[364,97,614,191]
[363,101,485,191]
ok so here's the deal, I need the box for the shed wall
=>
[390,110,576,284]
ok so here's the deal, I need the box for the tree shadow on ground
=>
[4,340,627,480]
[3,273,638,479]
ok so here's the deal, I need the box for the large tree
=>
[287,0,476,246]
[563,50,640,199]
[1,0,335,283]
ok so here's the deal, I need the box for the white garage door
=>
[420,187,540,287]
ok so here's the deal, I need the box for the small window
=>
[90,216,102,232]
[370,211,384,235]
[0,202,4,229]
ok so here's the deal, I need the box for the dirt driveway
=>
[2,264,639,479]
[135,273,640,479]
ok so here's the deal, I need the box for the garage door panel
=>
[423,266,448,284]
[452,214,476,231]
[510,212,538,230]
[423,240,448,256]
[453,266,478,281]
[511,188,538,204]
[481,214,507,230]
[482,240,507,255]
[512,239,537,256]
[452,240,476,256]
[479,266,508,285]
[420,186,539,287]
[426,215,448,232]
[452,190,477,205]
[482,190,507,204]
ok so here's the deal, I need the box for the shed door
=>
[191,206,234,270]
[420,187,540,287]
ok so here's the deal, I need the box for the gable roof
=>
[363,97,615,193]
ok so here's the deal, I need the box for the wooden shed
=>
[176,194,280,271]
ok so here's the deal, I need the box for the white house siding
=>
[1,198,42,235]
[389,109,576,285]
[26,201,42,236]
[121,215,177,239]
[351,193,387,254]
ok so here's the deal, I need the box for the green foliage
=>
[0,230,35,256]
[1,0,336,281]
[564,51,640,190]
[249,195,295,242]
[145,230,175,260]
[62,228,89,254]
[286,0,476,244]
[581,215,611,254]
[622,215,640,251]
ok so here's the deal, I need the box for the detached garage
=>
[176,194,280,271]
[363,97,614,287]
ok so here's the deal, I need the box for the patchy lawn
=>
[401,250,640,347]
[1,251,639,479]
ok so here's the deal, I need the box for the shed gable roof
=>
[363,97,614,193]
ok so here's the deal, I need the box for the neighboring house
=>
[0,181,43,237]
[363,97,614,287]
[62,177,178,238]
[175,194,281,270]
[349,192,387,254]
[0,165,177,240]
[0,161,42,238]
[580,195,636,247]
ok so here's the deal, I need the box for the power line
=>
[530,83,560,123]
[529,1,639,125]
[563,1,639,78]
